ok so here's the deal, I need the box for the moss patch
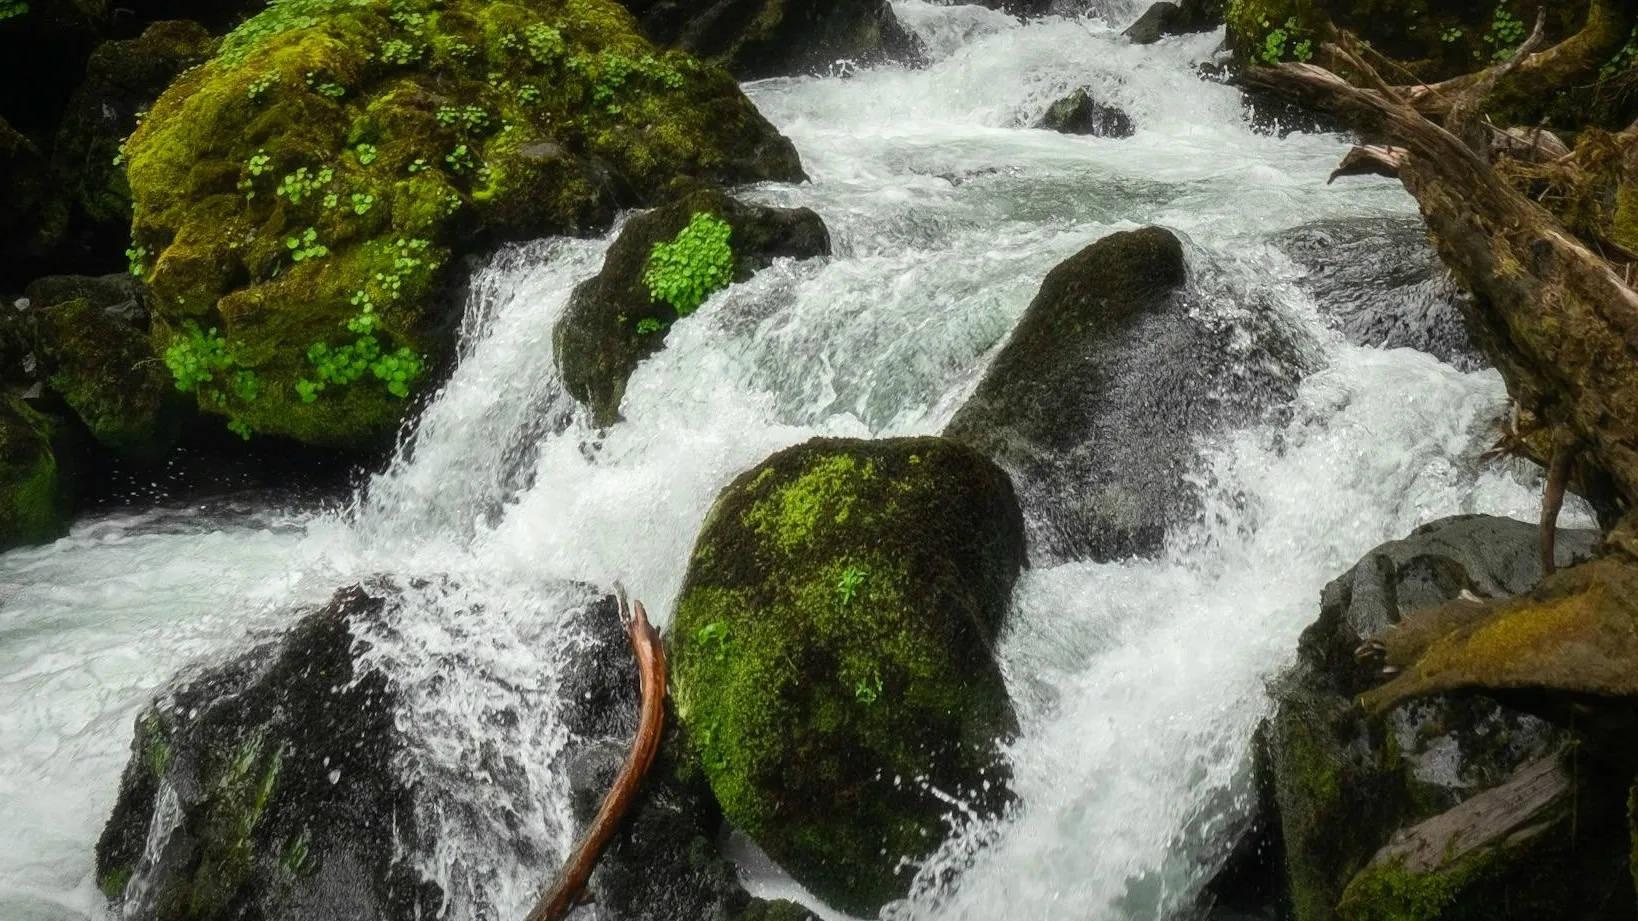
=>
[670,436,1024,915]
[0,393,71,551]
[125,0,802,447]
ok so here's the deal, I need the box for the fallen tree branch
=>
[1242,26,1638,546]
[525,587,668,921]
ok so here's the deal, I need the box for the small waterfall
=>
[0,5,1586,921]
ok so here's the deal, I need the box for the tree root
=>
[1542,438,1578,576]
[525,586,668,921]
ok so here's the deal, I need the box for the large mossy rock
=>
[1032,88,1135,138]
[124,0,804,448]
[52,21,220,271]
[96,584,443,921]
[25,274,186,459]
[670,436,1024,915]
[555,186,828,427]
[945,225,1304,562]
[620,0,922,78]
[0,392,72,550]
[1254,515,1637,921]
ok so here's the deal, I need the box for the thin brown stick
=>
[525,588,668,921]
[1540,439,1577,577]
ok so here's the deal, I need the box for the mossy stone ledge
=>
[124,0,803,448]
[670,436,1025,915]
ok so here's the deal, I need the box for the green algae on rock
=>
[670,436,1024,915]
[27,274,186,459]
[124,0,803,448]
[0,393,72,551]
[555,185,828,427]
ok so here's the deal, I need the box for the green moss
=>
[189,729,287,917]
[125,0,799,447]
[1338,849,1503,921]
[0,395,70,551]
[671,437,1024,915]
[99,867,132,901]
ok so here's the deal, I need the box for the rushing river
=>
[0,3,1584,920]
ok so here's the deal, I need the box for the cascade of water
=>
[0,5,1587,921]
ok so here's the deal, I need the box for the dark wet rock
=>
[945,225,1306,562]
[1242,515,1637,921]
[24,274,185,459]
[1033,88,1135,138]
[623,0,925,78]
[0,116,68,287]
[95,584,443,921]
[1276,217,1484,371]
[51,21,218,274]
[670,436,1023,915]
[0,390,72,550]
[0,0,109,139]
[560,593,811,921]
[556,187,829,427]
[1124,0,1222,44]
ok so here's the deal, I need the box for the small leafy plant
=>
[644,212,733,316]
[696,621,730,661]
[0,0,26,21]
[164,322,232,392]
[286,227,329,262]
[836,566,867,606]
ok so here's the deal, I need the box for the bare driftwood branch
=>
[525,588,668,921]
[1242,25,1638,549]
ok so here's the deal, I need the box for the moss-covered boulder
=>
[24,274,186,459]
[620,0,922,78]
[556,187,828,426]
[0,115,69,286]
[0,392,72,550]
[944,225,1305,562]
[52,21,219,270]
[670,436,1024,915]
[1245,515,1638,921]
[124,0,804,448]
[96,584,442,921]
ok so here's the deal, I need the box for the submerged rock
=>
[0,392,72,550]
[95,584,442,921]
[1246,515,1637,921]
[555,187,829,427]
[1276,217,1483,371]
[1033,88,1134,138]
[670,436,1024,914]
[1124,0,1221,44]
[622,0,923,78]
[945,225,1303,562]
[124,0,803,448]
[26,274,185,459]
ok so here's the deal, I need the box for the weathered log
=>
[1243,31,1638,546]
[525,589,668,921]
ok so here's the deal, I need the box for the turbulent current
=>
[0,4,1591,921]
